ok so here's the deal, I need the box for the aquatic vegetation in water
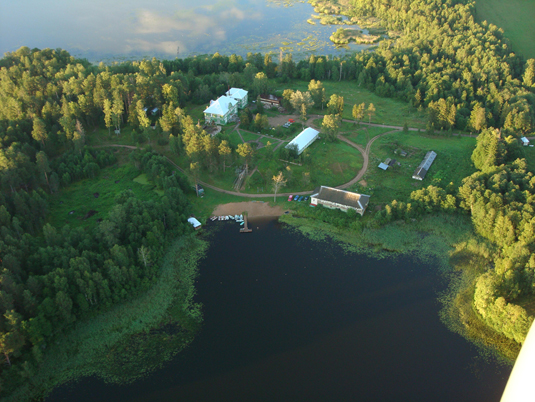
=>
[330,27,381,45]
[4,237,207,402]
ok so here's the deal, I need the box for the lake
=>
[46,217,510,402]
[0,0,368,62]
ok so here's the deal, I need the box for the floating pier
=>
[240,215,252,233]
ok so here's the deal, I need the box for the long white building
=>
[286,127,320,155]
[412,151,437,180]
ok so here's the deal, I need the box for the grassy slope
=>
[273,80,430,129]
[475,0,535,59]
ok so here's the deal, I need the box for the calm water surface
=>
[0,0,367,61]
[46,218,510,402]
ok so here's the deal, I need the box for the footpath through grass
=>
[475,0,535,59]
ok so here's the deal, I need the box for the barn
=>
[310,186,370,216]
[412,151,437,180]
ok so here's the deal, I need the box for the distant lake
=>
[0,0,368,62]
[46,218,510,402]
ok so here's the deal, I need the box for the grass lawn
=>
[273,80,429,129]
[342,126,395,148]
[475,0,535,59]
[239,130,261,142]
[47,164,159,230]
[358,132,477,204]
[227,131,243,147]
[185,104,207,122]
[519,145,535,173]
[258,136,277,146]
[252,138,364,193]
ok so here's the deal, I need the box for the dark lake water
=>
[46,217,511,402]
[0,0,367,62]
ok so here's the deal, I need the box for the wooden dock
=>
[240,215,252,233]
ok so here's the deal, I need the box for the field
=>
[519,144,535,173]
[47,164,160,229]
[353,131,477,204]
[475,0,535,59]
[273,80,430,129]
[342,125,394,148]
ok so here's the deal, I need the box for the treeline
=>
[370,128,534,346]
[0,149,191,391]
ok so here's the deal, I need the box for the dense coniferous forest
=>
[0,0,534,396]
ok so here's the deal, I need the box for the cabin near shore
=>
[310,186,370,216]
[412,151,437,181]
[187,217,202,230]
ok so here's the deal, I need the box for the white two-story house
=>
[225,88,248,108]
[204,96,238,125]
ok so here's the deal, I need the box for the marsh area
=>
[0,0,370,62]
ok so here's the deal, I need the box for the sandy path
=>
[212,201,286,217]
[336,129,396,189]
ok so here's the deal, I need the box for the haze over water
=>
[0,0,367,62]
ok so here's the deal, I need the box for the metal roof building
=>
[310,186,370,216]
[204,96,237,116]
[412,151,437,180]
[286,127,320,155]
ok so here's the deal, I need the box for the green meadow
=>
[273,80,430,129]
[353,131,476,204]
[47,164,160,230]
[475,0,535,59]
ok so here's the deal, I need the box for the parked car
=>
[294,195,301,201]
[288,195,293,201]
[304,196,309,201]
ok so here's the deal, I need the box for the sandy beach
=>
[212,201,287,218]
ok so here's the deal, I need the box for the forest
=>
[0,0,534,396]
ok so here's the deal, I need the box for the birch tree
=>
[272,171,287,202]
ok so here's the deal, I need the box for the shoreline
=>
[211,201,288,218]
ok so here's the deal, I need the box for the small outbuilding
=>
[310,186,370,216]
[187,217,202,230]
[259,94,281,107]
[521,137,530,146]
[412,151,437,180]
[286,127,320,155]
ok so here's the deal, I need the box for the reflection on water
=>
[0,0,367,61]
[46,218,509,402]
